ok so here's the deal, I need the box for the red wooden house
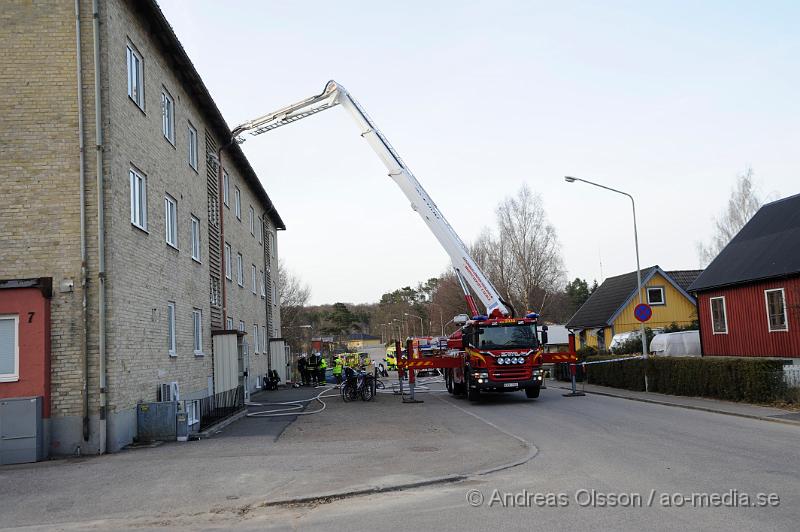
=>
[689,193,800,357]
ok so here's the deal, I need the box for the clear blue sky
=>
[160,0,799,305]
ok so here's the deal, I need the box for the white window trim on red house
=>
[764,288,789,333]
[710,296,728,335]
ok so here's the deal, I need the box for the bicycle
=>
[341,368,379,402]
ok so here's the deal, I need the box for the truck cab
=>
[446,315,546,400]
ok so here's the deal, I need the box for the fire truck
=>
[231,81,574,402]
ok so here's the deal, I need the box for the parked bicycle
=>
[341,368,381,402]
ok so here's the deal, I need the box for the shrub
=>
[584,356,787,403]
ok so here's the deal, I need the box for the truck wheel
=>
[465,375,481,402]
[525,386,540,399]
[445,370,454,394]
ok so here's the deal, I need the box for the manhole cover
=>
[409,446,439,453]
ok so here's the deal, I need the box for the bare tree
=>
[473,184,566,316]
[697,167,763,266]
[277,259,311,331]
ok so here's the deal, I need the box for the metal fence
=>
[199,385,244,431]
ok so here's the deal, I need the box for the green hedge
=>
[584,356,787,403]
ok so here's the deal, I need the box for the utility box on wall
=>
[0,396,44,465]
[136,402,177,442]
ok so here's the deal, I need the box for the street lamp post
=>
[404,313,424,336]
[564,176,649,391]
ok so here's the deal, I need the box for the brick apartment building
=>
[0,0,285,455]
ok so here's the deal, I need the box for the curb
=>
[190,408,248,439]
[250,393,539,509]
[555,385,800,428]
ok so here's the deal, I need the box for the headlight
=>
[516,357,524,364]
[498,358,505,365]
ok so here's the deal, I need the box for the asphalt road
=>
[225,385,800,532]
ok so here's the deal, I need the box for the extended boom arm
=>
[233,81,509,317]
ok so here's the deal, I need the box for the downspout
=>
[92,0,108,453]
[74,0,90,443]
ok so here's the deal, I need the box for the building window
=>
[165,195,177,248]
[249,206,255,236]
[268,232,275,258]
[262,325,267,352]
[167,302,176,356]
[237,253,244,287]
[260,269,266,297]
[224,243,232,280]
[238,320,245,333]
[192,308,203,355]
[226,316,233,330]
[251,264,257,294]
[187,123,198,170]
[190,216,201,262]
[126,44,144,109]
[272,277,278,306]
[253,325,259,354]
[257,217,263,244]
[234,187,241,220]
[0,315,19,382]
[129,167,147,230]
[161,90,175,144]
[222,170,230,207]
[765,288,788,332]
[647,287,665,306]
[710,297,728,334]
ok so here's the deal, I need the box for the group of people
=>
[297,353,348,386]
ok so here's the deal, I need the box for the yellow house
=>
[566,266,702,352]
[345,333,383,351]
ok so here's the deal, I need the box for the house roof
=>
[566,266,699,329]
[567,266,658,329]
[689,193,800,292]
[665,270,703,292]
[135,1,285,230]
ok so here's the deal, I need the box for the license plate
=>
[503,383,517,388]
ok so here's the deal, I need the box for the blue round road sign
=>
[634,303,652,322]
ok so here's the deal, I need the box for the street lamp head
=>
[564,176,577,183]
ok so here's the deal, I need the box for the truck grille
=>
[490,368,531,381]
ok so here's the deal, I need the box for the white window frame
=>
[257,217,263,244]
[237,253,244,287]
[167,302,176,356]
[268,232,275,258]
[0,315,20,382]
[187,123,198,170]
[253,325,260,354]
[234,187,241,220]
[262,325,267,352]
[165,194,178,248]
[238,320,245,333]
[126,43,144,109]
[190,215,201,262]
[260,269,266,297]
[129,167,147,231]
[186,400,200,426]
[222,170,230,207]
[646,286,665,306]
[192,308,203,355]
[710,296,728,335]
[224,242,232,280]
[764,288,789,332]
[249,206,255,236]
[251,264,257,294]
[226,316,233,330]
[161,89,175,144]
[272,277,278,307]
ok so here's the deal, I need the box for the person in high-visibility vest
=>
[332,355,344,385]
[318,355,328,386]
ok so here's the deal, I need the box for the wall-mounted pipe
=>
[92,0,107,453]
[74,0,90,443]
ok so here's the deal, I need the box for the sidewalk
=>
[0,383,530,529]
[554,381,800,425]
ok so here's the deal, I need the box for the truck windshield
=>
[477,325,537,350]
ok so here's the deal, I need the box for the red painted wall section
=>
[698,276,800,358]
[0,287,51,417]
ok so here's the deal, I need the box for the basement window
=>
[765,289,788,332]
[710,297,728,334]
[647,287,665,306]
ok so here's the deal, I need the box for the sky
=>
[159,0,799,305]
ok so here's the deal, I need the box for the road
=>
[217,385,799,532]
